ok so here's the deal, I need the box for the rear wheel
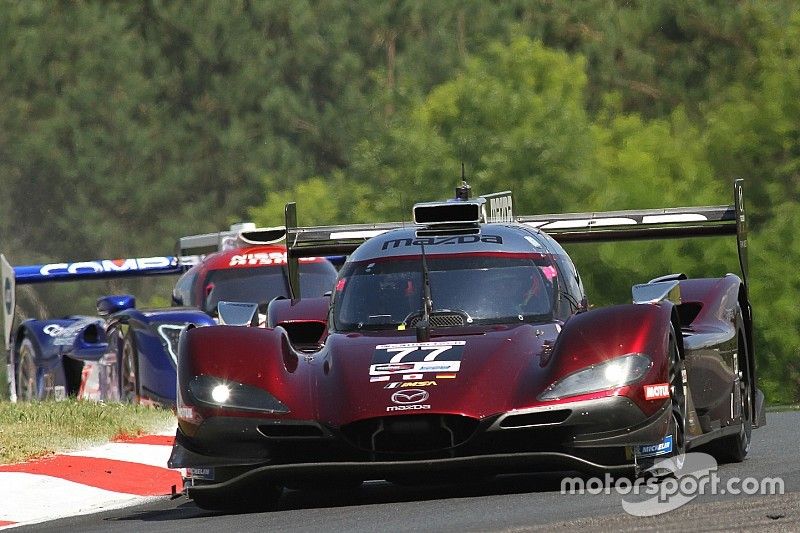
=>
[119,332,140,403]
[15,337,40,401]
[710,330,752,463]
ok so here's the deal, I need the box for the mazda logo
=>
[391,388,429,405]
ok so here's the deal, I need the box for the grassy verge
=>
[0,400,175,464]
[0,362,7,401]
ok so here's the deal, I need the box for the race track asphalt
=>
[18,411,800,532]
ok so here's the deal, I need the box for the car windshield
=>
[332,253,557,331]
[202,262,336,314]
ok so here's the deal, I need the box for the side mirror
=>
[69,323,108,361]
[632,280,681,305]
[97,294,135,316]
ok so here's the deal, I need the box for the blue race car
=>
[2,254,186,403]
[1,225,338,406]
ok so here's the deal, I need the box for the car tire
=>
[119,331,141,404]
[668,325,687,463]
[710,327,752,463]
[639,326,686,476]
[15,336,41,401]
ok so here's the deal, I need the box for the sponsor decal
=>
[189,467,215,481]
[391,389,429,405]
[487,194,513,223]
[370,361,460,375]
[381,234,503,250]
[386,404,431,412]
[373,341,465,364]
[39,257,176,276]
[177,406,196,420]
[230,252,287,267]
[371,363,416,375]
[370,376,390,382]
[43,324,65,337]
[636,435,673,458]
[229,253,319,267]
[51,318,97,346]
[370,341,465,376]
[385,381,437,389]
[525,213,712,231]
[644,383,671,400]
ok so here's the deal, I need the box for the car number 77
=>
[387,345,453,363]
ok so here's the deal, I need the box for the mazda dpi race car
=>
[170,180,766,510]
[1,225,337,405]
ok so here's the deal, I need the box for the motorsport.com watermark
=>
[561,452,784,516]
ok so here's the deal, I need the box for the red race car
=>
[169,181,765,510]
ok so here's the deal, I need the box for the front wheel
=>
[640,327,686,476]
[668,328,687,463]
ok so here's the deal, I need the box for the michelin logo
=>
[636,435,673,458]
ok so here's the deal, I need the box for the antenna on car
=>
[416,241,433,342]
[455,164,471,201]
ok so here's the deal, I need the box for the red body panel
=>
[676,276,743,434]
[180,302,675,426]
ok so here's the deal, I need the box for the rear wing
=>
[1,254,185,346]
[517,179,748,287]
[283,180,748,299]
[177,223,287,256]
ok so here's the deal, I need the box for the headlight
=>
[539,354,652,400]
[189,375,290,413]
[157,324,186,364]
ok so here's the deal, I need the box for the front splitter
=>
[188,451,635,498]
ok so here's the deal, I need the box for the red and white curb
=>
[0,431,182,529]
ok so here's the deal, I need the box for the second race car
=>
[2,225,338,406]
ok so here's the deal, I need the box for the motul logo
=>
[644,383,670,400]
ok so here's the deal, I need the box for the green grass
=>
[0,362,7,401]
[0,400,175,464]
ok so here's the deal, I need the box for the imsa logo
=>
[384,381,437,389]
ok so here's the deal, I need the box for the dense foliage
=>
[1,1,798,401]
